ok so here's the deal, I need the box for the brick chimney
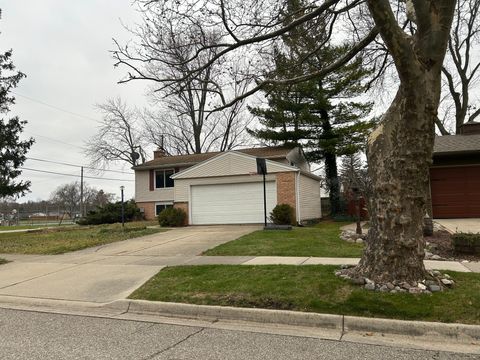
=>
[153,148,166,159]
[459,121,480,135]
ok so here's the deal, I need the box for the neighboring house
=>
[429,121,480,218]
[133,146,322,225]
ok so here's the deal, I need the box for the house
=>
[429,120,480,218]
[133,146,322,225]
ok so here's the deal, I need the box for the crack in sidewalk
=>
[141,327,205,360]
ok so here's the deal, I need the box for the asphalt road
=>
[0,308,476,360]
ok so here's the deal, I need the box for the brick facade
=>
[276,172,297,218]
[174,202,189,225]
[136,201,156,220]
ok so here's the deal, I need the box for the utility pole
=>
[80,166,84,217]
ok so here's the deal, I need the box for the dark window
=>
[155,169,175,188]
[165,170,175,187]
[155,203,173,216]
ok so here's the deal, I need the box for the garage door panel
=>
[191,182,277,224]
[431,166,480,218]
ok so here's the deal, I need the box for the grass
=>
[204,221,363,257]
[0,258,9,265]
[0,221,167,255]
[130,265,480,324]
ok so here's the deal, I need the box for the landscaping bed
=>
[0,222,167,255]
[425,230,480,262]
[129,265,480,324]
[203,221,363,257]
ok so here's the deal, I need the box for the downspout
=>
[296,171,301,224]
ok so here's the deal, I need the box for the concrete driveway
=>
[435,219,480,234]
[0,225,259,303]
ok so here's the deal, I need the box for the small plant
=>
[270,204,295,225]
[452,233,480,254]
[158,207,187,227]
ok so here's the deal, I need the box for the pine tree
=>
[0,11,34,199]
[248,0,374,215]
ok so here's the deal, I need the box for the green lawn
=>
[0,222,167,255]
[130,265,480,324]
[204,221,363,257]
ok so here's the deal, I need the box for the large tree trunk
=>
[354,73,440,283]
[346,0,457,284]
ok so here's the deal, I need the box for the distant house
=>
[133,146,322,225]
[430,121,480,218]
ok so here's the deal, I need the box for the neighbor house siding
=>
[135,170,175,202]
[174,174,277,202]
[299,174,321,221]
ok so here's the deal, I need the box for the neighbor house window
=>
[155,203,173,216]
[155,169,175,188]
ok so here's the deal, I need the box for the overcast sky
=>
[2,1,147,203]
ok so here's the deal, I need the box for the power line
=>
[24,131,85,149]
[21,167,134,182]
[26,157,134,175]
[12,91,101,123]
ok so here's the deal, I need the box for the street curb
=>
[106,299,342,329]
[344,315,480,341]
[106,299,480,342]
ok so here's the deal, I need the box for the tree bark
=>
[355,78,438,282]
[349,0,456,283]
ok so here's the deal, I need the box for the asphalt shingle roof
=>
[433,134,480,155]
[133,146,294,170]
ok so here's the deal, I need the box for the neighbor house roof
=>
[133,146,296,170]
[433,134,480,156]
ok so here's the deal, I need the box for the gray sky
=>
[1,1,147,203]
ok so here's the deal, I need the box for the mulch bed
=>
[425,230,480,262]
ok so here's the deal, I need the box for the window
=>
[155,203,173,216]
[155,169,175,188]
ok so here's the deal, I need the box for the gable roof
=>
[434,134,480,156]
[171,150,299,179]
[133,146,296,170]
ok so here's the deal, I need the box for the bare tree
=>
[114,0,456,283]
[113,10,252,154]
[50,182,82,217]
[50,182,115,216]
[85,98,147,168]
[440,0,480,134]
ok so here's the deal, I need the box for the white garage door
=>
[191,182,277,224]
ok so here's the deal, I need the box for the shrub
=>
[78,200,142,225]
[270,204,295,225]
[452,233,480,254]
[158,207,187,227]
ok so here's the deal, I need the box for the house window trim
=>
[155,202,174,216]
[155,168,175,189]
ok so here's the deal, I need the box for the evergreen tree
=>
[248,0,374,215]
[0,11,34,199]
